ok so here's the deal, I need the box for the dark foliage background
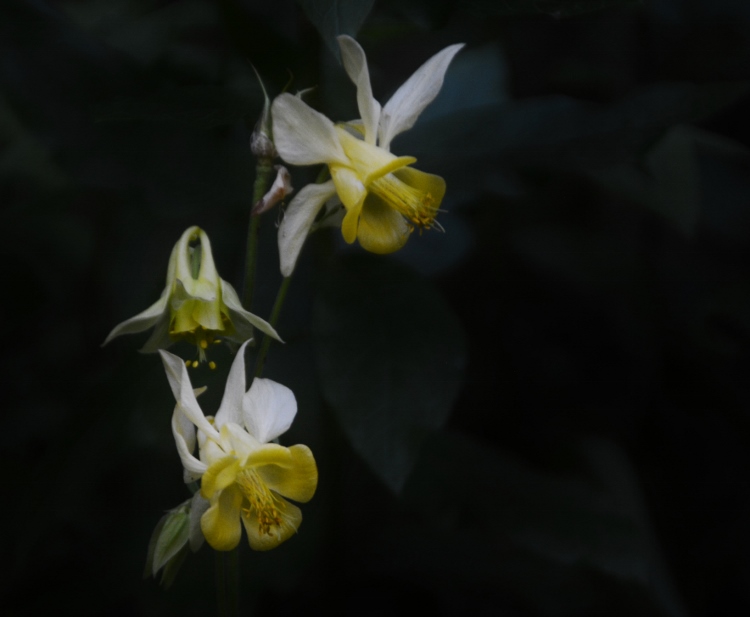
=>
[4,0,750,615]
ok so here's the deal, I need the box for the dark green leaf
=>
[399,82,750,182]
[296,0,375,61]
[94,85,256,128]
[313,255,466,492]
[394,432,686,617]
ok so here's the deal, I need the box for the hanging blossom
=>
[103,226,281,366]
[160,342,318,551]
[272,35,464,276]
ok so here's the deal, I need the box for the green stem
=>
[242,157,274,310]
[254,275,292,378]
[215,548,239,617]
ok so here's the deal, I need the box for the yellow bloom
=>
[160,342,317,551]
[272,35,464,276]
[103,226,281,365]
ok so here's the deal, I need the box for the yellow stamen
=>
[369,173,438,229]
[209,361,217,370]
[236,469,283,537]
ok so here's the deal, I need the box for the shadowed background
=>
[3,0,750,615]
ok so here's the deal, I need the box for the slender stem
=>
[242,157,274,310]
[215,549,240,617]
[254,275,292,378]
[218,156,273,617]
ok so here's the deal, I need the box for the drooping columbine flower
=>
[103,226,281,366]
[160,341,318,551]
[272,35,463,275]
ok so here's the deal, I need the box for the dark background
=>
[4,0,750,615]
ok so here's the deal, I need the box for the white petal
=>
[221,281,283,342]
[379,43,464,150]
[214,341,250,429]
[159,350,220,441]
[224,421,262,460]
[102,293,168,346]
[139,311,173,353]
[278,180,337,277]
[338,35,381,146]
[271,93,348,166]
[172,405,208,482]
[243,378,297,444]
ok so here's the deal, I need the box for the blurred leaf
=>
[297,0,375,61]
[588,125,701,236]
[393,431,686,617]
[313,255,466,492]
[94,85,255,128]
[399,82,749,185]
[469,0,642,17]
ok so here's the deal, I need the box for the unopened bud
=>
[250,67,277,159]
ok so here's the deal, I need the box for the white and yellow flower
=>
[103,226,281,365]
[160,342,317,551]
[272,35,463,275]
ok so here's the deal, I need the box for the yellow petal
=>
[356,194,410,254]
[254,444,318,503]
[393,166,446,208]
[201,484,244,551]
[364,156,416,185]
[330,165,366,210]
[340,198,363,244]
[240,495,302,551]
[201,456,241,500]
[191,297,224,331]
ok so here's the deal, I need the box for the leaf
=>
[390,432,687,617]
[469,0,642,18]
[399,82,749,178]
[312,255,466,492]
[296,0,375,61]
[94,85,255,129]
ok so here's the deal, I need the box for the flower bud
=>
[250,70,277,159]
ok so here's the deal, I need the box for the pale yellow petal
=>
[341,196,365,244]
[241,496,302,551]
[356,194,410,254]
[201,456,241,500]
[255,444,318,503]
[393,166,446,208]
[330,165,366,210]
[201,484,244,551]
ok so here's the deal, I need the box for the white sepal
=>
[272,94,348,166]
[102,294,168,346]
[171,405,208,482]
[222,281,283,342]
[214,341,250,429]
[243,377,297,444]
[379,43,464,150]
[278,180,337,277]
[159,349,221,441]
[338,35,381,146]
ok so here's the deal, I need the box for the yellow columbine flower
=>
[103,226,281,365]
[160,342,317,551]
[272,35,464,276]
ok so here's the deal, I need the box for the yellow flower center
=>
[236,468,282,537]
[369,172,438,230]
